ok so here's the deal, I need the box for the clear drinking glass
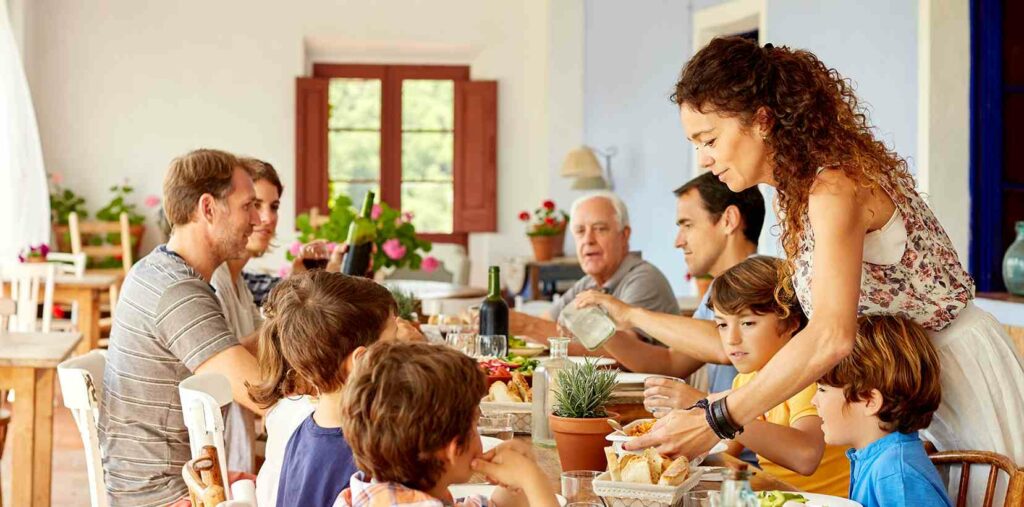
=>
[643,375,685,418]
[682,490,720,507]
[477,334,508,358]
[478,413,514,441]
[447,332,478,357]
[561,471,603,505]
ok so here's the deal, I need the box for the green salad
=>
[756,491,808,506]
[503,354,540,375]
[508,335,529,348]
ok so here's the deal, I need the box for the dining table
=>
[383,279,488,300]
[0,331,83,506]
[53,272,121,354]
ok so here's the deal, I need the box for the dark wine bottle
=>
[478,266,509,338]
[342,191,376,277]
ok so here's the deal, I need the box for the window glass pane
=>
[329,79,381,129]
[331,181,379,209]
[402,80,454,131]
[402,182,453,233]
[401,132,453,182]
[329,131,380,182]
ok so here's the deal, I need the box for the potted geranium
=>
[18,244,50,263]
[549,357,620,471]
[288,194,439,278]
[519,199,569,261]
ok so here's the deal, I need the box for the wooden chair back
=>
[182,446,227,507]
[930,450,1024,507]
[0,297,14,331]
[179,373,233,499]
[68,211,133,274]
[1,262,56,332]
[57,350,109,507]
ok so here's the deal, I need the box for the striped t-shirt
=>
[100,245,238,506]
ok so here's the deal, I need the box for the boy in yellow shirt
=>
[708,256,850,496]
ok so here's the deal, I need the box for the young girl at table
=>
[336,340,559,507]
[707,256,851,496]
[247,270,400,507]
[813,315,952,507]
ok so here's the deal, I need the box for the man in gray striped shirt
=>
[100,149,265,506]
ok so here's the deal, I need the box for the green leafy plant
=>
[389,287,421,321]
[96,182,145,225]
[519,199,569,237]
[48,173,88,224]
[553,358,619,419]
[289,194,435,272]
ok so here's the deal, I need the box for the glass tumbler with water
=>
[477,334,508,359]
[478,413,514,441]
[558,303,617,350]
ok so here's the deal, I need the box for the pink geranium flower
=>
[382,239,407,260]
[51,172,63,185]
[277,264,292,278]
[402,212,414,223]
[371,204,383,220]
[289,240,302,257]
[144,194,161,208]
[421,256,440,273]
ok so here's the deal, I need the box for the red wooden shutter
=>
[454,80,498,232]
[295,77,329,216]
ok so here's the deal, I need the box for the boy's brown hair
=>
[341,341,488,492]
[247,271,397,407]
[819,315,942,434]
[163,149,248,226]
[708,255,805,333]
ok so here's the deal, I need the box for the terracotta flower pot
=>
[549,411,620,472]
[529,231,566,262]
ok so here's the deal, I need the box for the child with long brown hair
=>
[248,270,398,507]
[626,36,1024,474]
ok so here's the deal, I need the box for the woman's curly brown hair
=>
[672,37,916,292]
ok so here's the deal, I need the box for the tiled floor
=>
[1,386,92,506]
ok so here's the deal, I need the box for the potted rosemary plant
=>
[548,357,620,471]
[389,287,423,327]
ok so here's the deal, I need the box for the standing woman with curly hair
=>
[625,37,1024,469]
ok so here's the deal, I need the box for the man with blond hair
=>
[100,149,265,506]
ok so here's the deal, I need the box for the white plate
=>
[449,484,567,506]
[567,356,616,367]
[760,492,863,507]
[480,436,503,453]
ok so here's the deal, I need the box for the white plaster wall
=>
[21,0,568,284]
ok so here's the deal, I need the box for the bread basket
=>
[593,468,704,507]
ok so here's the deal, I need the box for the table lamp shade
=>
[560,146,603,178]
[571,176,608,190]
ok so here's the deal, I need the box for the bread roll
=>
[619,455,654,484]
[511,372,532,402]
[604,447,621,481]
[656,456,690,486]
[488,381,522,403]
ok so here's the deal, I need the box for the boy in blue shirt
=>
[812,315,952,507]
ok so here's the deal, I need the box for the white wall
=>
[574,0,695,294]
[580,0,924,294]
[22,0,575,285]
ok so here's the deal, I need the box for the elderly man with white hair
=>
[510,192,701,376]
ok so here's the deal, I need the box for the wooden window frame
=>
[312,63,470,247]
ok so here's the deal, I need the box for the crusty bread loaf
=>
[604,447,621,481]
[511,372,532,402]
[488,381,522,403]
[656,456,690,486]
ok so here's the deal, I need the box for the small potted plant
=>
[519,199,569,261]
[48,172,89,252]
[549,357,620,471]
[19,243,50,263]
[389,287,423,327]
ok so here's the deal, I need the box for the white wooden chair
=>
[1,262,56,332]
[57,349,108,507]
[48,252,88,330]
[180,373,234,501]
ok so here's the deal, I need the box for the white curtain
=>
[0,0,50,263]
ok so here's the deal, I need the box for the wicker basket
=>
[480,401,532,434]
[593,468,704,507]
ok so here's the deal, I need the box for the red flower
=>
[53,306,66,319]
[518,211,530,222]
[544,217,555,225]
[542,200,556,211]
